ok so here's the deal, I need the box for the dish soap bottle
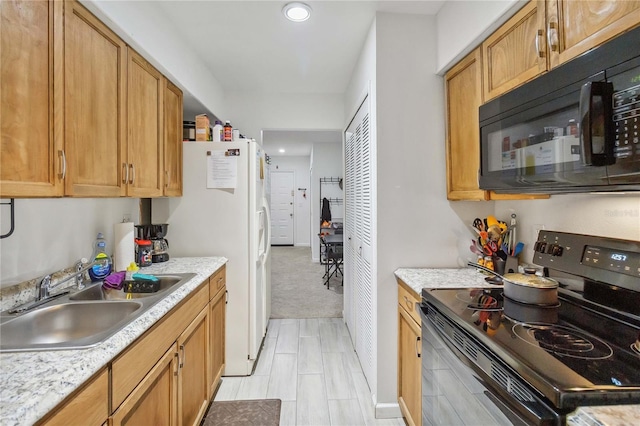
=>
[89,232,112,282]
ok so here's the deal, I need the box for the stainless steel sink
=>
[0,273,196,352]
[0,302,141,352]
[69,275,184,301]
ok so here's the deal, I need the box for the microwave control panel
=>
[613,84,639,159]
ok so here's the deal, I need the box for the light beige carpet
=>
[270,246,343,318]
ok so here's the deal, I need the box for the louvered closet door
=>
[344,128,356,337]
[344,96,375,386]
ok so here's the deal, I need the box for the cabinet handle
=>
[416,336,421,358]
[404,295,413,311]
[535,29,545,58]
[165,170,169,187]
[122,163,128,184]
[58,150,66,180]
[179,344,185,368]
[547,21,558,52]
[174,352,179,376]
[129,164,135,185]
[225,289,228,305]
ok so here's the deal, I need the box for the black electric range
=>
[421,231,640,423]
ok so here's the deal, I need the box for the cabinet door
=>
[483,0,548,102]
[1,0,64,197]
[548,0,640,68]
[164,80,183,196]
[64,0,126,197]
[445,48,487,201]
[209,285,226,397]
[127,48,164,197]
[111,345,178,426]
[178,306,209,426]
[398,306,421,426]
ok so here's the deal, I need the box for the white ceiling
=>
[262,129,342,156]
[157,0,446,153]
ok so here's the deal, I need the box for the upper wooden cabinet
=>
[1,0,184,198]
[127,49,164,197]
[0,0,64,197]
[549,0,640,68]
[445,48,487,201]
[164,80,184,196]
[483,0,640,101]
[64,0,127,197]
[482,0,548,102]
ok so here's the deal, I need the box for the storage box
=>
[195,114,210,141]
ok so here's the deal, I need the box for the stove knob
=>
[551,245,563,256]
[546,243,555,254]
[537,242,547,253]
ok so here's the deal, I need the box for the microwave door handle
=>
[579,81,614,167]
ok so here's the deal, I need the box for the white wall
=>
[84,0,227,119]
[224,91,345,143]
[269,156,312,247]
[435,0,524,73]
[494,194,640,265]
[310,143,344,262]
[0,198,140,287]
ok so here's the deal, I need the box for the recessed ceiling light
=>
[279,148,286,153]
[282,2,312,22]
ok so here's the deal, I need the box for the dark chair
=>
[324,244,343,289]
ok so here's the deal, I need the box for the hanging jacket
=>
[321,197,332,223]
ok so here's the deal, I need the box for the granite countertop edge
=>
[0,257,227,426]
[394,267,640,425]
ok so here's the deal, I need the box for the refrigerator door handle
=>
[260,199,271,263]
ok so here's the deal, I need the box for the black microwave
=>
[479,25,640,194]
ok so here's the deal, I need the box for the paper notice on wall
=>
[206,149,239,188]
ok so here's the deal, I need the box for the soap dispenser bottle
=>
[89,232,112,282]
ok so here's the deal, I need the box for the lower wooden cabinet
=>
[397,280,421,426]
[111,345,178,426]
[209,284,226,397]
[39,368,108,426]
[178,307,210,426]
[208,265,226,398]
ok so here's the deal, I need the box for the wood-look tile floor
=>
[214,318,405,426]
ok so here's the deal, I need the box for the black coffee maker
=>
[135,224,169,263]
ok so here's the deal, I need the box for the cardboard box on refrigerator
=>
[195,114,210,141]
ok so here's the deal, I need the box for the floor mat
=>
[202,399,282,426]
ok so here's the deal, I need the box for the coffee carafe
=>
[135,224,170,263]
[151,238,169,263]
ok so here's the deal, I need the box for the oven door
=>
[419,304,559,426]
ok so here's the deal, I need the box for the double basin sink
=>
[0,273,196,353]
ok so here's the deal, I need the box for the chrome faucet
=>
[35,259,101,301]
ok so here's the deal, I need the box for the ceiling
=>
[157,0,446,154]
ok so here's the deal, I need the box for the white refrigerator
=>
[153,139,271,376]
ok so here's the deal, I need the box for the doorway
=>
[270,171,295,245]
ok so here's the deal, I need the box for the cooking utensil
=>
[513,242,524,256]
[486,215,498,227]
[473,218,485,232]
[467,261,559,305]
[470,244,483,255]
[503,297,559,323]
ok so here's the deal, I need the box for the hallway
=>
[214,318,404,426]
[270,246,343,319]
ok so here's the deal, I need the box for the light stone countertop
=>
[394,267,640,425]
[0,257,227,426]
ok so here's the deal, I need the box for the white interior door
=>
[270,171,295,245]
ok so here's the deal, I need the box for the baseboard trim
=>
[375,402,402,419]
[293,243,311,247]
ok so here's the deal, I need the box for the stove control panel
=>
[582,245,640,278]
[534,231,640,290]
